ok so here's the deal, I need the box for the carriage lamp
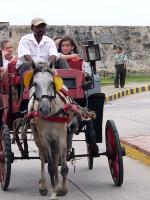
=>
[82,40,101,62]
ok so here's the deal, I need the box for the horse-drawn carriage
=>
[0,40,125,198]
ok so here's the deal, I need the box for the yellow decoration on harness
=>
[23,70,33,88]
[54,76,64,91]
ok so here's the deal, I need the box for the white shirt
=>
[16,33,58,68]
[115,53,127,65]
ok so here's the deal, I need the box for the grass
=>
[101,75,150,86]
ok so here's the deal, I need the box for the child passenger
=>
[0,40,17,74]
[59,36,92,76]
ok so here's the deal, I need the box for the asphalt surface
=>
[103,91,150,137]
[1,142,150,200]
[1,92,150,200]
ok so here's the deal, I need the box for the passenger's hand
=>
[2,50,10,57]
[10,57,17,65]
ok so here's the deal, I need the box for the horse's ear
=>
[31,61,36,70]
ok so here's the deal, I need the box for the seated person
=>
[59,36,79,60]
[54,37,62,53]
[54,37,70,69]
[58,36,92,76]
[16,18,69,80]
[0,40,17,74]
[16,17,59,78]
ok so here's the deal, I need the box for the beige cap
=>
[31,17,47,26]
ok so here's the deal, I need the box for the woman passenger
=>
[59,36,92,76]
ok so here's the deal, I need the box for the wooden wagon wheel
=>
[105,120,124,186]
[0,124,12,190]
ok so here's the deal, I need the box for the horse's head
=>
[32,62,56,116]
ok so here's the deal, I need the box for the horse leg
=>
[47,146,59,200]
[30,123,48,196]
[39,155,48,196]
[57,138,69,196]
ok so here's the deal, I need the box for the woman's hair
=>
[54,37,62,41]
[0,40,11,50]
[59,36,78,54]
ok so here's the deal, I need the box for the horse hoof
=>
[57,189,68,196]
[39,188,48,196]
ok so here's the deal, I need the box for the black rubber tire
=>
[0,124,12,191]
[87,144,93,170]
[105,120,124,186]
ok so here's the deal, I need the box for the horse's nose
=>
[40,99,51,116]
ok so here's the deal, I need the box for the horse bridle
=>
[32,67,56,102]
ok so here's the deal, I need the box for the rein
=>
[26,103,80,123]
[26,111,69,123]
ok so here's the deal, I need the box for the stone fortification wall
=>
[1,24,150,74]
[0,22,9,41]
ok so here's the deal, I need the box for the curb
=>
[105,85,150,102]
[121,139,150,167]
[104,84,150,167]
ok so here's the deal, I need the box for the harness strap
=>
[26,103,81,123]
[26,111,69,123]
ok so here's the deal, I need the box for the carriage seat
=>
[56,69,85,99]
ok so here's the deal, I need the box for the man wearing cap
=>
[17,17,67,76]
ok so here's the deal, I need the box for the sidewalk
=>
[102,82,150,167]
[102,82,150,102]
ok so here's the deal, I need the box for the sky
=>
[0,0,150,26]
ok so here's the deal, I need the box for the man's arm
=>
[49,55,57,63]
[18,36,33,62]
[48,39,59,64]
[24,55,33,62]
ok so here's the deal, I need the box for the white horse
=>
[29,63,69,200]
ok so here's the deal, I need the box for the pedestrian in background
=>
[114,46,127,88]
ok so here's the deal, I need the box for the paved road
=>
[103,91,150,137]
[1,149,150,200]
[1,92,150,200]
